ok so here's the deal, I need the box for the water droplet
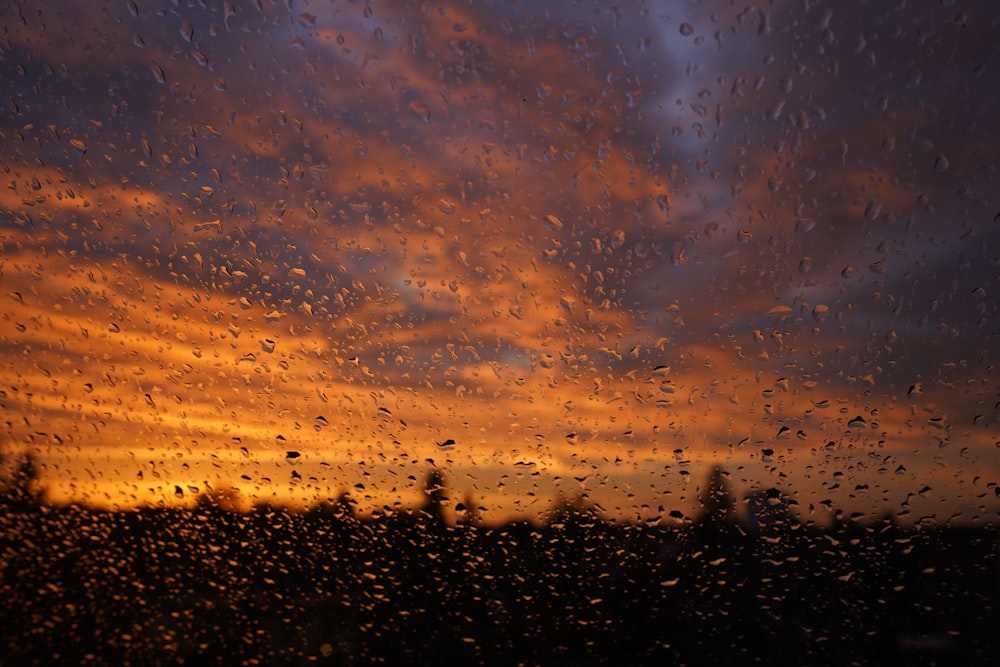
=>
[193,219,222,233]
[544,214,564,231]
[864,196,881,222]
[679,22,694,36]
[408,100,430,122]
[766,305,793,318]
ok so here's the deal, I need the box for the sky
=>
[1,0,999,525]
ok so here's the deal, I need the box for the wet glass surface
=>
[1,0,998,663]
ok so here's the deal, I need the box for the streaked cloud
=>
[1,0,997,523]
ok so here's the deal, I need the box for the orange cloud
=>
[2,0,997,525]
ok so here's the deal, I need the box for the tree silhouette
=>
[195,483,246,513]
[694,465,737,531]
[330,490,358,522]
[456,492,480,527]
[0,452,44,511]
[419,468,448,525]
[546,493,601,528]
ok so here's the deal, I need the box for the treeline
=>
[1,464,998,665]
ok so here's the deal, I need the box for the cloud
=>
[1,0,997,522]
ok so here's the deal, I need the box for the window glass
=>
[2,1,997,663]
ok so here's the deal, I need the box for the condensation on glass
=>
[1,1,997,663]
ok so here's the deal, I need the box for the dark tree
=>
[456,492,480,527]
[0,452,44,511]
[694,465,737,530]
[419,468,448,525]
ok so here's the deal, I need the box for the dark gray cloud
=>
[0,0,997,520]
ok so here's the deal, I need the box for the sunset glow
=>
[2,0,998,524]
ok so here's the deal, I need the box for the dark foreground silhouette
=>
[1,465,998,665]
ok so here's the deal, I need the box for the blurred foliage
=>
[2,468,997,665]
